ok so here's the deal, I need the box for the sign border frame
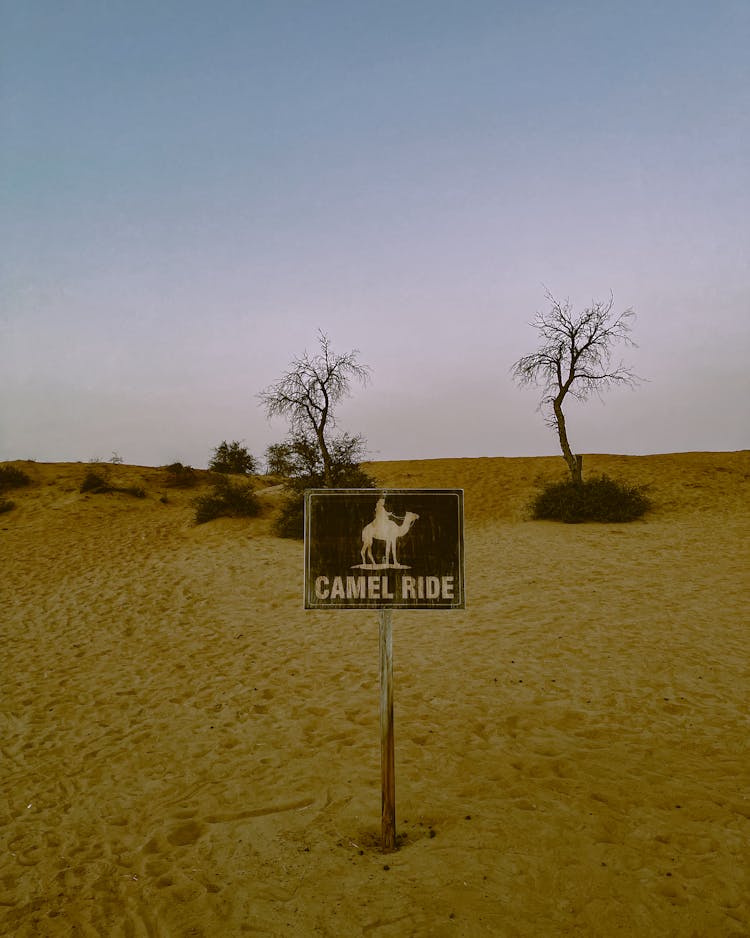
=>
[303,487,465,610]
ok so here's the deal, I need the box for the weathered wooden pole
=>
[378,607,396,852]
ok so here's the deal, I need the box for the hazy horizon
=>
[2,2,748,467]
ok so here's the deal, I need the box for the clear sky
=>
[2,1,748,467]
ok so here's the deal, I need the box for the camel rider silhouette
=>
[374,497,402,527]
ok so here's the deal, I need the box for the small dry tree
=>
[258,331,370,487]
[512,291,640,485]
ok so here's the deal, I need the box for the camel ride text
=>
[314,574,455,602]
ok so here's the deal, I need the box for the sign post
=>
[304,488,465,852]
[378,607,395,850]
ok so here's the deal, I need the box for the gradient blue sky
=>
[2,1,748,467]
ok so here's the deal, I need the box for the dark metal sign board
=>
[304,489,465,609]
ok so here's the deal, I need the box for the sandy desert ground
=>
[1,451,749,937]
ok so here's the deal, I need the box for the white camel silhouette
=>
[361,511,419,567]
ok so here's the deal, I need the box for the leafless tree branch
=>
[511,291,641,483]
[258,330,370,486]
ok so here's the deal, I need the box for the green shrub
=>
[0,497,15,514]
[272,464,377,539]
[80,470,112,493]
[530,474,651,523]
[80,470,145,499]
[194,477,261,524]
[209,440,257,475]
[163,462,198,487]
[0,466,31,490]
[262,431,376,538]
[273,487,306,539]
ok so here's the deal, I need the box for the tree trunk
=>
[553,398,583,485]
[316,427,333,487]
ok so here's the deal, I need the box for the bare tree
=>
[512,291,640,485]
[259,331,370,487]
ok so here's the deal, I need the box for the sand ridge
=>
[2,452,749,936]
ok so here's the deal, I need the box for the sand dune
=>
[2,452,749,936]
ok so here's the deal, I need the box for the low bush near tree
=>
[80,469,145,498]
[530,474,651,523]
[0,465,31,490]
[272,463,376,539]
[193,477,261,524]
[163,462,198,488]
[0,497,15,514]
[267,433,376,538]
[80,470,113,494]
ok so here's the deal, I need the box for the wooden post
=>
[378,607,396,852]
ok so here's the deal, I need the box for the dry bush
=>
[0,465,31,491]
[193,477,260,524]
[530,474,651,523]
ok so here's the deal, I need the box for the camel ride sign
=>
[303,489,465,610]
[304,487,464,851]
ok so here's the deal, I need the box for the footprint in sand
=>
[166,819,204,847]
